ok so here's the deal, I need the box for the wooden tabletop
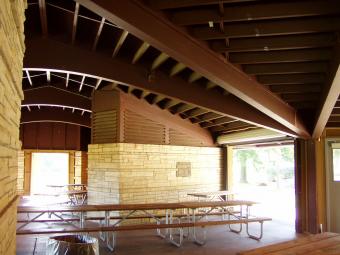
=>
[238,232,340,255]
[187,190,235,198]
[17,200,256,213]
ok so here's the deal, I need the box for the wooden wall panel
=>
[124,110,166,144]
[20,122,88,150]
[169,128,204,146]
[92,110,118,144]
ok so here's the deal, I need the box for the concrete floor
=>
[16,220,298,255]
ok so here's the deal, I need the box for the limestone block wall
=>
[0,0,26,254]
[17,151,25,194]
[88,143,223,205]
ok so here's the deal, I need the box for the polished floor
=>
[17,220,298,255]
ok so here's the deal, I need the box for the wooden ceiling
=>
[23,0,340,140]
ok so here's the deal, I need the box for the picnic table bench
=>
[17,200,271,251]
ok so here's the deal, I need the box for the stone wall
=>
[88,143,223,205]
[0,0,26,254]
[17,151,25,194]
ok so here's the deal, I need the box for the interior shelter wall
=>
[0,0,27,254]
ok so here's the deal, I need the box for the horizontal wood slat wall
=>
[169,128,204,146]
[92,110,118,143]
[124,110,166,144]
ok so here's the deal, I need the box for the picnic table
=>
[187,190,236,201]
[17,200,271,251]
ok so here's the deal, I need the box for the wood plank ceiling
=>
[22,0,340,139]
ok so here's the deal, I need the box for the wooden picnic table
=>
[238,232,340,255]
[187,190,236,201]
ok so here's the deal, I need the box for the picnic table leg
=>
[168,209,183,247]
[192,208,207,246]
[157,209,169,239]
[246,220,264,240]
[105,211,115,251]
[229,205,243,234]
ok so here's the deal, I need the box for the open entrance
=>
[30,152,69,195]
[232,145,295,227]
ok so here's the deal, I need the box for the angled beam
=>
[201,116,236,128]
[25,70,33,86]
[72,3,80,44]
[191,17,340,40]
[211,33,336,53]
[94,78,102,89]
[230,49,332,64]
[92,17,105,51]
[147,0,257,9]
[163,99,180,109]
[182,108,210,119]
[170,62,186,76]
[24,37,305,137]
[257,73,326,85]
[151,94,164,104]
[210,121,252,133]
[75,0,309,137]
[140,90,151,99]
[46,70,51,82]
[23,85,91,110]
[313,66,340,138]
[79,75,86,91]
[151,52,169,70]
[206,81,217,90]
[172,104,196,114]
[188,72,202,83]
[112,30,129,57]
[21,108,91,128]
[132,42,150,64]
[38,0,48,37]
[66,72,70,87]
[243,62,329,75]
[171,1,340,25]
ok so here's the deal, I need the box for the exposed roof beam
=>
[163,99,180,109]
[94,78,102,90]
[151,94,164,104]
[170,62,186,76]
[75,0,309,137]
[270,84,321,94]
[24,37,303,137]
[147,0,258,9]
[243,62,329,75]
[171,1,340,25]
[66,72,69,87]
[328,116,340,122]
[140,90,151,99]
[151,52,169,70]
[201,116,236,128]
[72,2,80,44]
[182,108,210,119]
[21,107,91,128]
[38,0,48,37]
[172,104,196,114]
[257,73,326,85]
[46,70,51,82]
[132,42,150,64]
[92,17,105,51]
[210,121,252,133]
[112,30,129,57]
[282,93,319,103]
[79,75,86,91]
[188,72,202,83]
[230,49,332,64]
[25,70,33,86]
[211,33,336,53]
[191,17,340,40]
[191,112,221,124]
[23,85,91,110]
[313,66,340,138]
[206,81,217,90]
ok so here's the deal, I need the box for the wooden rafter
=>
[38,0,48,37]
[24,37,304,137]
[191,112,222,124]
[257,73,326,85]
[170,62,186,76]
[79,75,86,91]
[313,66,340,138]
[94,78,102,90]
[173,104,196,114]
[66,72,70,87]
[147,0,258,9]
[92,17,105,51]
[46,70,51,82]
[182,108,209,119]
[151,52,169,70]
[112,30,129,57]
[132,42,150,64]
[25,70,33,86]
[188,72,202,83]
[270,84,321,94]
[72,2,80,44]
[201,116,235,128]
[75,0,309,137]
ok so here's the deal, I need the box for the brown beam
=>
[230,49,332,64]
[112,30,129,57]
[313,66,340,138]
[191,112,221,124]
[21,108,91,127]
[281,93,320,103]
[24,37,303,137]
[92,17,105,51]
[191,17,340,40]
[257,73,326,85]
[171,1,340,25]
[182,108,210,119]
[201,116,236,128]
[72,3,80,44]
[211,33,336,53]
[147,0,257,9]
[75,0,310,137]
[23,85,91,110]
[38,0,48,37]
[243,62,329,75]
[210,121,252,133]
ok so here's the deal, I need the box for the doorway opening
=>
[30,152,69,195]
[232,145,295,227]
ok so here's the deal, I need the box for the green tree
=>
[235,149,261,183]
